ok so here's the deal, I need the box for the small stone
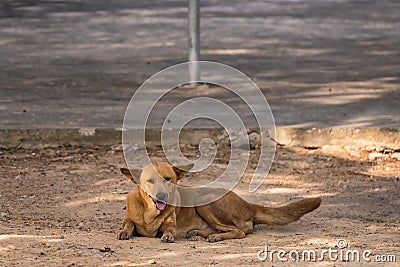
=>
[368,152,386,160]
[148,259,156,264]
[391,152,400,160]
[248,132,261,149]
[99,246,112,253]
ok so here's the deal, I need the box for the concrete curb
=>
[275,128,400,150]
[0,128,399,150]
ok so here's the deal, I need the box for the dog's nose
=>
[156,192,168,202]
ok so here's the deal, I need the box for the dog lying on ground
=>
[117,162,321,243]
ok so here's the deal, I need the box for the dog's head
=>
[121,162,193,211]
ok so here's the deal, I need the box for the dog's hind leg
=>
[206,226,246,242]
[196,206,246,242]
[185,228,219,239]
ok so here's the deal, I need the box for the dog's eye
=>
[146,179,154,184]
[164,177,171,182]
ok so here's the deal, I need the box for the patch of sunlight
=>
[110,261,131,266]
[213,252,255,260]
[153,250,178,257]
[0,39,15,45]
[365,224,396,232]
[302,237,335,248]
[305,191,337,198]
[279,122,316,128]
[64,193,125,208]
[364,187,389,193]
[93,178,120,186]
[285,48,333,57]
[109,261,142,267]
[0,245,15,252]
[195,244,229,250]
[0,234,63,242]
[289,92,380,105]
[203,48,262,55]
[341,115,400,127]
[245,189,335,199]
[287,78,398,106]
[264,187,306,194]
[367,50,398,56]
[253,38,282,45]
[108,41,175,49]
[261,80,315,88]
[108,262,147,267]
[331,78,398,90]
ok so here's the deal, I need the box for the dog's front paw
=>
[206,234,223,243]
[161,232,175,243]
[117,230,133,240]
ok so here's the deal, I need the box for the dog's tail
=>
[252,197,321,226]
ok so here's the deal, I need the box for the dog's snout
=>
[156,192,168,202]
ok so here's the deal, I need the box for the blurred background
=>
[1,0,399,128]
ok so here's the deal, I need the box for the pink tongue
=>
[156,201,167,211]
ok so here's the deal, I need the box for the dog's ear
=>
[120,168,140,184]
[172,163,194,180]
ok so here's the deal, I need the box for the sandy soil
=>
[0,144,399,266]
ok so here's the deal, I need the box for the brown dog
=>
[117,162,321,243]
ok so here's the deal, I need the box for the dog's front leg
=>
[117,218,135,240]
[159,215,177,243]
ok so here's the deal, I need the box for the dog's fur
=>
[117,162,321,243]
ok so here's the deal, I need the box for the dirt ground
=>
[0,144,399,266]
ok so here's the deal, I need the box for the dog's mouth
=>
[149,195,168,211]
[152,198,168,211]
[149,192,168,211]
[153,199,167,211]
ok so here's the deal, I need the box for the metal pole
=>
[188,0,200,83]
